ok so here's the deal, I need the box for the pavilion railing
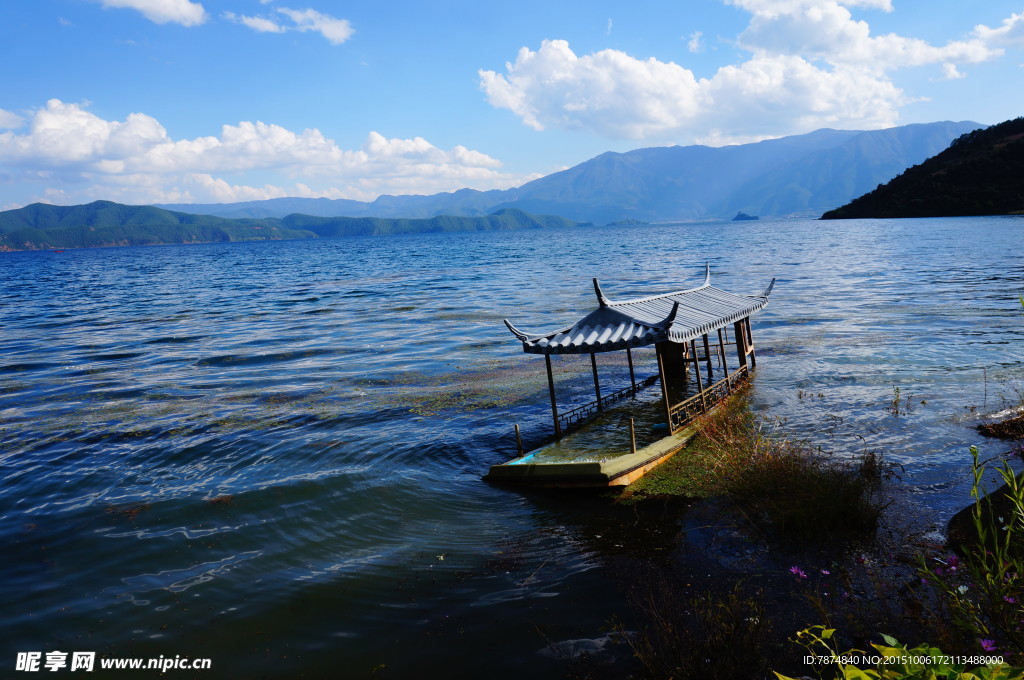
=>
[557,374,659,434]
[667,364,749,432]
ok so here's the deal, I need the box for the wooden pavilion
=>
[485,265,774,487]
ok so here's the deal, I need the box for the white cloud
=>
[940,63,965,80]
[276,7,354,45]
[99,0,207,27]
[0,100,529,205]
[0,109,24,130]
[480,40,705,138]
[225,6,354,44]
[480,39,899,141]
[704,54,907,137]
[732,0,997,69]
[687,30,703,53]
[975,12,1024,48]
[480,1,1011,143]
[223,12,284,33]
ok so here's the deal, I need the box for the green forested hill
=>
[821,117,1024,219]
[281,208,583,237]
[0,201,587,251]
[0,201,314,250]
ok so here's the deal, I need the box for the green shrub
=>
[918,447,1024,658]
[619,390,888,543]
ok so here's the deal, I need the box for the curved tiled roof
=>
[504,265,774,355]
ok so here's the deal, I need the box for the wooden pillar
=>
[590,352,603,411]
[734,320,748,368]
[681,341,692,397]
[657,341,687,403]
[626,347,636,391]
[745,317,756,368]
[717,327,729,385]
[702,333,714,384]
[655,343,674,433]
[691,339,706,412]
[545,354,561,438]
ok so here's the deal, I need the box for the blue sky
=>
[0,0,1022,209]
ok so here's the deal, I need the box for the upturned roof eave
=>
[504,266,773,355]
[517,298,768,355]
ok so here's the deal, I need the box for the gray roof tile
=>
[504,265,773,355]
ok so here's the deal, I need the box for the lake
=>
[2,216,1023,677]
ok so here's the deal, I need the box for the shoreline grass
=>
[616,386,887,545]
[592,388,1024,680]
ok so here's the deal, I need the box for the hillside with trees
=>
[821,117,1024,219]
[0,202,589,251]
[0,201,314,250]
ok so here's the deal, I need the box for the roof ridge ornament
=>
[658,301,680,329]
[593,278,611,307]
[762,278,776,297]
[503,318,529,341]
[702,262,711,287]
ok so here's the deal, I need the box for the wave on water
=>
[1,219,1023,676]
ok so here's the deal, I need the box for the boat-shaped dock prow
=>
[485,264,774,489]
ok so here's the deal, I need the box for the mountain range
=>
[0,203,586,251]
[822,117,1024,219]
[158,121,983,223]
[0,119,1000,251]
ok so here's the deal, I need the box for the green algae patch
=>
[485,423,698,487]
[615,386,886,544]
[614,435,723,502]
[614,389,752,504]
[506,392,666,465]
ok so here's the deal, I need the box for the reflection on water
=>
[1,217,1023,676]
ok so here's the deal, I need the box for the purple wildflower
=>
[1005,595,1017,604]
[790,566,807,579]
[980,639,998,652]
[821,569,831,575]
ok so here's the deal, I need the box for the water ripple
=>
[1,219,1023,675]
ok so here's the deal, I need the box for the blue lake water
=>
[2,217,1023,677]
